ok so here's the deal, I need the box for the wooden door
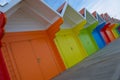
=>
[65,35,86,64]
[30,38,60,80]
[1,31,63,80]
[4,41,44,80]
[79,29,99,55]
[55,34,87,68]
[55,35,74,68]
[106,28,115,42]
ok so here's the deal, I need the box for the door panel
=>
[1,31,64,80]
[55,35,74,68]
[92,30,106,48]
[79,30,99,55]
[65,35,86,63]
[30,39,59,80]
[106,29,115,41]
[10,41,43,80]
[55,34,86,68]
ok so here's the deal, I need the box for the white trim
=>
[60,2,68,17]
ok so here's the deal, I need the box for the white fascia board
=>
[60,2,68,17]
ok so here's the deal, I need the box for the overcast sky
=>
[44,0,120,19]
[0,0,11,6]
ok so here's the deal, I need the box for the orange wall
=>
[47,17,63,39]
[1,31,65,80]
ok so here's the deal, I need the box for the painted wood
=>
[60,3,86,31]
[79,9,99,55]
[109,24,119,38]
[1,1,66,79]
[116,25,120,36]
[100,23,111,44]
[112,24,120,38]
[100,13,117,43]
[1,31,65,80]
[54,3,87,68]
[4,0,61,32]
[55,30,88,68]
[92,12,106,48]
[105,24,116,42]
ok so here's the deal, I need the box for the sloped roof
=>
[92,11,106,24]
[57,2,66,14]
[4,0,62,32]
[79,8,98,29]
[60,4,85,29]
[92,11,97,18]
[79,8,85,17]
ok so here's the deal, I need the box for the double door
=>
[1,32,63,80]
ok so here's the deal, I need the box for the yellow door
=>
[55,34,87,68]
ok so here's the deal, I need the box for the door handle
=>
[70,47,73,50]
[37,58,40,63]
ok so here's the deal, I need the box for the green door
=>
[78,29,99,55]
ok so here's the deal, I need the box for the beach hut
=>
[56,3,88,69]
[110,18,120,38]
[110,24,119,38]
[44,2,88,68]
[100,13,116,44]
[0,0,66,80]
[78,8,99,55]
[100,23,111,44]
[92,12,106,48]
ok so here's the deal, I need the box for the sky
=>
[0,0,11,6]
[44,0,65,10]
[44,0,120,19]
